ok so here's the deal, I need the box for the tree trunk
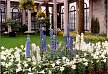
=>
[76,0,84,34]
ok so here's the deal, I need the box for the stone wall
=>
[90,0,107,34]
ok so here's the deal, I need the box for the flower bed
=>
[1,34,108,74]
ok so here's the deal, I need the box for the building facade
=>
[0,0,108,35]
[89,0,108,34]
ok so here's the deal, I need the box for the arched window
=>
[0,7,6,23]
[49,7,53,25]
[61,7,64,29]
[11,8,20,20]
[69,6,76,31]
[84,3,89,31]
[0,5,6,32]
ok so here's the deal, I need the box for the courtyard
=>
[0,0,108,74]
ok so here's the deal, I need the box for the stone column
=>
[53,0,57,34]
[76,1,79,32]
[89,0,93,32]
[27,9,31,32]
[64,0,69,36]
[22,10,26,25]
[7,0,11,32]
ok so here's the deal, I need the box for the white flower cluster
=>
[32,43,41,62]
[0,34,108,73]
[0,44,42,73]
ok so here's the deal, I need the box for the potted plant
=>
[7,19,18,37]
[19,0,36,34]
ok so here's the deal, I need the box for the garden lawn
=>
[0,34,63,49]
[0,32,107,49]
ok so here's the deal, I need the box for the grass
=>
[0,34,63,49]
[0,32,107,48]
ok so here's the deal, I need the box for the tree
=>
[91,17,100,34]
[19,0,35,10]
[76,0,84,34]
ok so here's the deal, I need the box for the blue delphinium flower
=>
[25,35,30,58]
[40,27,47,51]
[50,29,59,54]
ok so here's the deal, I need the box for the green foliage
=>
[75,63,86,74]
[62,66,74,74]
[19,0,34,10]
[45,17,50,35]
[36,11,50,35]
[7,19,18,29]
[84,34,107,43]
[58,32,107,43]
[91,17,100,34]
[20,25,28,32]
[36,10,46,19]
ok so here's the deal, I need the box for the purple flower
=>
[40,28,47,51]
[25,36,30,58]
[50,35,58,53]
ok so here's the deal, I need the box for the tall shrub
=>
[91,17,100,34]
